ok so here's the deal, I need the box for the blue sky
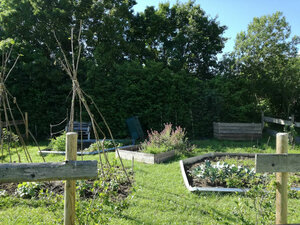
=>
[133,0,300,55]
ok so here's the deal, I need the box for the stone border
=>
[116,145,175,164]
[180,153,300,192]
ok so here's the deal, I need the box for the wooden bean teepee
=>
[52,21,130,181]
[0,39,44,163]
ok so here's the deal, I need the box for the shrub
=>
[2,128,19,147]
[140,123,189,154]
[48,132,66,151]
[86,140,122,152]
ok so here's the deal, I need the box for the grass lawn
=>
[1,136,300,224]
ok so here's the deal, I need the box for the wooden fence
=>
[213,122,262,140]
[262,113,300,144]
[262,114,300,128]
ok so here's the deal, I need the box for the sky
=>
[133,0,300,55]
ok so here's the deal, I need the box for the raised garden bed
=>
[116,145,175,164]
[213,122,262,140]
[180,153,300,192]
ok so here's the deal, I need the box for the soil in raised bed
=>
[186,156,300,189]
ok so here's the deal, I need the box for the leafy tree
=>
[0,0,227,138]
[129,1,227,79]
[232,11,300,117]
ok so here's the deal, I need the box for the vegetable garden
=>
[0,0,299,224]
[1,137,300,224]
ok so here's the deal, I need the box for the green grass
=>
[1,137,300,224]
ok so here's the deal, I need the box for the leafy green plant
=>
[86,140,122,152]
[140,123,189,154]
[284,124,298,146]
[48,132,66,151]
[190,160,265,188]
[233,179,276,224]
[0,189,7,197]
[15,182,42,199]
[75,159,132,224]
[2,128,19,147]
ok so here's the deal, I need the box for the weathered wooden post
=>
[25,112,29,140]
[261,111,265,131]
[255,132,299,224]
[275,133,288,224]
[64,132,77,225]
[0,132,98,225]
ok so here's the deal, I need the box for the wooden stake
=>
[276,133,288,224]
[132,156,134,171]
[64,132,77,225]
[25,112,28,140]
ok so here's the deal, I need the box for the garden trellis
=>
[0,40,44,163]
[51,20,130,181]
[0,23,130,224]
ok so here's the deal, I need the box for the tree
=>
[232,12,300,117]
[129,1,227,79]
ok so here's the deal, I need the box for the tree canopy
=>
[232,12,300,116]
[0,1,298,138]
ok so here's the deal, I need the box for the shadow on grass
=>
[130,186,240,224]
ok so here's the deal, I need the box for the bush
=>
[48,132,66,151]
[86,140,123,152]
[140,123,189,154]
[2,128,19,147]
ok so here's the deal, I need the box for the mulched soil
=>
[0,176,132,201]
[0,181,64,196]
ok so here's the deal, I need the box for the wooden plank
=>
[0,120,24,127]
[215,134,262,139]
[215,133,262,136]
[0,160,97,183]
[214,122,261,127]
[216,129,262,134]
[255,154,300,173]
[263,116,292,126]
[117,149,175,164]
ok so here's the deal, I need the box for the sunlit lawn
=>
[1,136,300,224]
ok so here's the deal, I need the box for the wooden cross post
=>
[0,132,98,225]
[256,133,299,224]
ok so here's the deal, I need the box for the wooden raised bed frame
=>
[179,152,300,193]
[116,145,175,164]
[213,122,262,140]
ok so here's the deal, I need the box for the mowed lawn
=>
[1,137,300,224]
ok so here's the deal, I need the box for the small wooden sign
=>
[255,154,300,173]
[0,160,98,183]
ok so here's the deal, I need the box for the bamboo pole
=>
[276,133,288,224]
[64,132,77,225]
